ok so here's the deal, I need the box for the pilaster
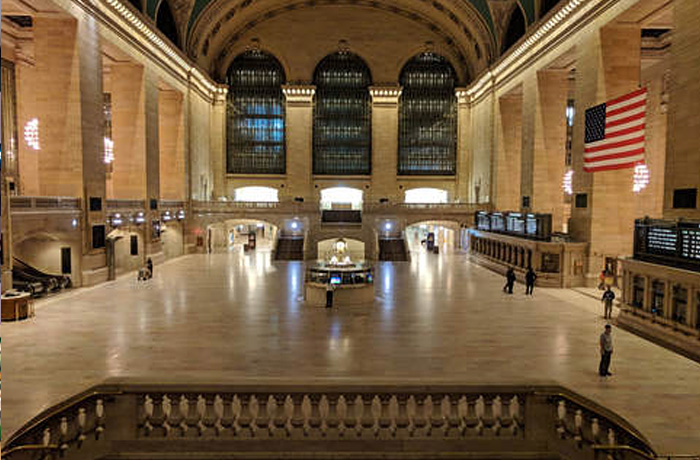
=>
[455,88,471,203]
[369,85,401,202]
[283,85,315,201]
[145,70,162,258]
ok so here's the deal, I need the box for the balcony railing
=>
[1,382,657,460]
[9,196,81,212]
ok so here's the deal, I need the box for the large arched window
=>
[540,0,560,17]
[156,0,179,47]
[313,52,372,175]
[502,6,526,53]
[226,50,286,174]
[398,53,457,176]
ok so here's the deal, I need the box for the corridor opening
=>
[206,219,278,254]
[405,221,459,255]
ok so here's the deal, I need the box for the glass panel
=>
[313,52,372,175]
[672,284,688,325]
[227,50,286,174]
[632,275,645,309]
[398,53,457,175]
[651,280,665,317]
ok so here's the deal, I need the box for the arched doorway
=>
[405,220,459,255]
[206,219,279,254]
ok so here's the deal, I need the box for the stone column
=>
[210,89,227,200]
[369,86,401,202]
[455,88,471,203]
[282,85,315,201]
[1,161,12,293]
[570,24,641,284]
[108,63,147,199]
[144,70,162,260]
[159,89,186,201]
[495,91,523,210]
[664,0,700,220]
[520,69,569,229]
[78,14,108,286]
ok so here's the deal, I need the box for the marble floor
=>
[3,250,700,454]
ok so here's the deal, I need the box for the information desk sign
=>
[634,218,700,272]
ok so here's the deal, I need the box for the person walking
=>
[503,267,516,294]
[325,281,335,308]
[599,324,614,377]
[601,287,615,319]
[146,257,153,279]
[525,267,537,295]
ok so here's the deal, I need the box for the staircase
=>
[379,238,408,261]
[275,236,304,260]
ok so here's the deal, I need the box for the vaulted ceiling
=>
[143,0,551,83]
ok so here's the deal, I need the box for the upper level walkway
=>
[2,252,699,455]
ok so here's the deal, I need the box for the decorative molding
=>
[369,85,402,106]
[282,84,315,105]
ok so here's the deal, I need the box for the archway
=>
[405,220,459,255]
[206,219,279,253]
[233,186,279,202]
[404,187,449,204]
[320,187,363,210]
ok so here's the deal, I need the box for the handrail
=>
[592,445,658,460]
[0,445,61,456]
[535,390,654,454]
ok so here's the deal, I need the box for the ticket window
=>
[632,276,645,309]
[651,280,665,317]
[672,285,688,325]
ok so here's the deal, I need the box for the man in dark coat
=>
[525,267,537,295]
[503,267,516,294]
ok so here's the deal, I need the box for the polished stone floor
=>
[3,250,700,453]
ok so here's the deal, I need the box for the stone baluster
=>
[351,395,362,436]
[301,395,312,436]
[42,427,52,450]
[143,396,154,435]
[388,395,399,436]
[492,396,502,435]
[196,395,207,436]
[162,395,173,435]
[591,417,600,443]
[509,396,520,434]
[59,416,69,452]
[77,407,87,445]
[283,395,294,436]
[336,395,348,437]
[178,395,190,435]
[319,395,330,436]
[371,395,382,437]
[441,395,451,436]
[475,395,485,435]
[574,409,583,443]
[248,395,259,436]
[95,399,105,439]
[407,396,417,436]
[423,395,434,436]
[267,395,278,436]
[458,396,469,435]
[556,400,567,437]
[214,395,225,435]
[231,395,242,435]
[607,428,616,446]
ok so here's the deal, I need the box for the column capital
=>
[282,84,316,105]
[455,87,469,105]
[369,85,402,106]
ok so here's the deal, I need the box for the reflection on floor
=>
[3,251,700,453]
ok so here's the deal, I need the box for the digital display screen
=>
[490,214,505,231]
[634,219,700,272]
[330,276,342,285]
[475,211,551,241]
[526,215,538,235]
[646,227,677,255]
[680,225,700,261]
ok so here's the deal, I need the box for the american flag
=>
[584,87,647,172]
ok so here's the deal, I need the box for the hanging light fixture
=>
[24,118,40,150]
[104,137,114,164]
[562,169,574,195]
[633,163,650,193]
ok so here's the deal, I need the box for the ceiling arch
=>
[185,0,499,83]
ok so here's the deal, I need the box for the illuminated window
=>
[227,50,286,174]
[313,52,372,175]
[320,187,363,210]
[233,186,279,202]
[404,188,448,204]
[398,53,457,175]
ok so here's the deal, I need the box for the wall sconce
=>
[177,209,185,220]
[110,213,123,227]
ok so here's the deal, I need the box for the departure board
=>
[646,227,678,255]
[634,218,700,272]
[680,224,700,261]
[474,211,551,240]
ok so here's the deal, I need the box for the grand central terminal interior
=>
[1,0,700,457]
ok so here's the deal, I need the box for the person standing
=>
[525,267,537,295]
[503,267,516,294]
[146,257,153,279]
[601,287,615,319]
[325,281,334,308]
[599,324,614,377]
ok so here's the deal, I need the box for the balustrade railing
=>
[105,199,146,211]
[2,383,657,460]
[9,196,81,212]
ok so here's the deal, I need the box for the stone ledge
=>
[617,310,700,364]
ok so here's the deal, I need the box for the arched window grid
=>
[313,52,372,176]
[226,50,286,175]
[398,52,457,176]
